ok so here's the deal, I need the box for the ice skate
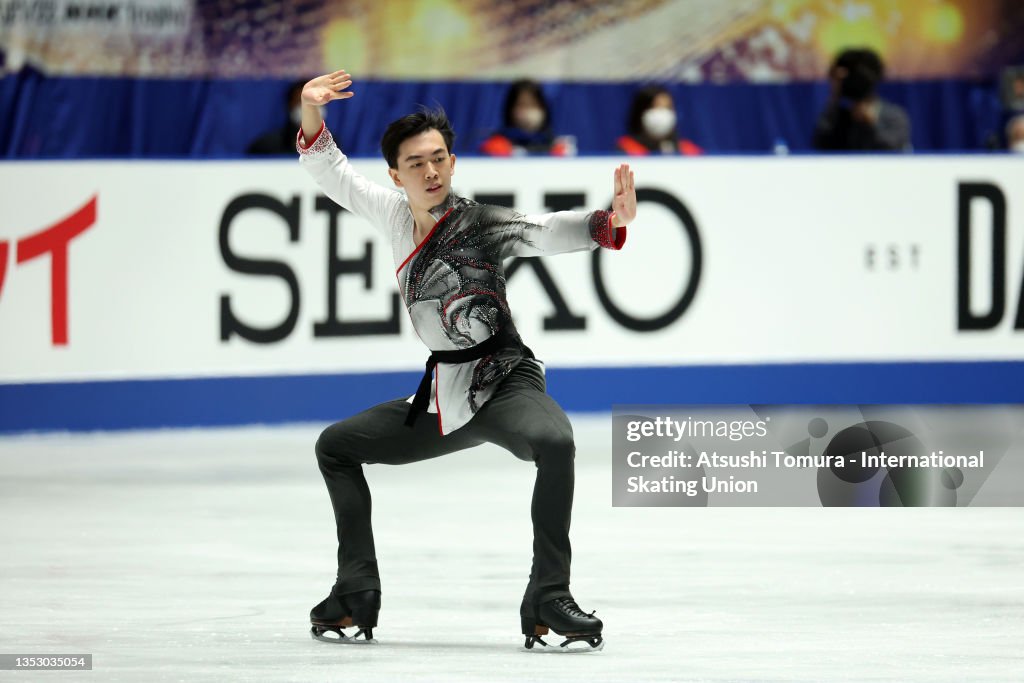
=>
[521,597,604,652]
[309,588,381,644]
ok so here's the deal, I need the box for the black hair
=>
[859,49,885,80]
[380,106,456,169]
[831,47,885,100]
[831,48,885,76]
[626,85,675,138]
[832,48,858,73]
[502,79,551,130]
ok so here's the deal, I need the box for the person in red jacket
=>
[617,85,702,156]
[480,79,573,156]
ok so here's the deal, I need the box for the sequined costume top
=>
[298,122,626,434]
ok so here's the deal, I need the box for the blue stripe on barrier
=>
[0,361,1021,433]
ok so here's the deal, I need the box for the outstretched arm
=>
[295,69,402,235]
[502,163,637,258]
[299,70,353,145]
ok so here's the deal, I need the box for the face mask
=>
[642,108,676,139]
[1012,141,1024,154]
[290,106,303,127]
[515,107,545,132]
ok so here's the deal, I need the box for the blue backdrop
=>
[0,69,1011,158]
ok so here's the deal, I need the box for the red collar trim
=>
[396,207,454,275]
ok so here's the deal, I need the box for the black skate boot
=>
[521,597,604,652]
[310,588,380,644]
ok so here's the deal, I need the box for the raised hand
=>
[302,70,354,107]
[611,163,636,226]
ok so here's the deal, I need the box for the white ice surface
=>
[1,416,1022,682]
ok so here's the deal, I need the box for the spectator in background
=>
[813,48,911,152]
[480,79,572,156]
[247,80,308,155]
[617,86,702,156]
[1007,114,1024,153]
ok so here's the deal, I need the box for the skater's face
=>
[388,128,456,210]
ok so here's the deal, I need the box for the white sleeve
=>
[296,122,403,239]
[504,209,627,258]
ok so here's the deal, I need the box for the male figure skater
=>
[297,70,636,651]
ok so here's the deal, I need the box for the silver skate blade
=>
[521,635,604,653]
[310,626,378,645]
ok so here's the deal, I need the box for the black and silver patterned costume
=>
[299,122,625,433]
[299,122,627,634]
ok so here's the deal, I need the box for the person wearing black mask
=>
[813,48,911,152]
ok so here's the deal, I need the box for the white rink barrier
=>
[1,156,1022,430]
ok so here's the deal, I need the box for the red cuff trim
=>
[611,224,627,250]
[589,210,627,250]
[608,212,628,249]
[296,121,328,154]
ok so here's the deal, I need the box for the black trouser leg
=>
[468,364,576,609]
[314,361,575,606]
[315,398,480,595]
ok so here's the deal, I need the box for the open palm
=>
[612,163,636,225]
[302,70,354,107]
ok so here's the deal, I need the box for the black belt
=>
[405,329,531,427]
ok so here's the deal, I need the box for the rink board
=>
[1,156,1023,430]
[2,361,1024,432]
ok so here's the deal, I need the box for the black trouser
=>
[314,360,575,610]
